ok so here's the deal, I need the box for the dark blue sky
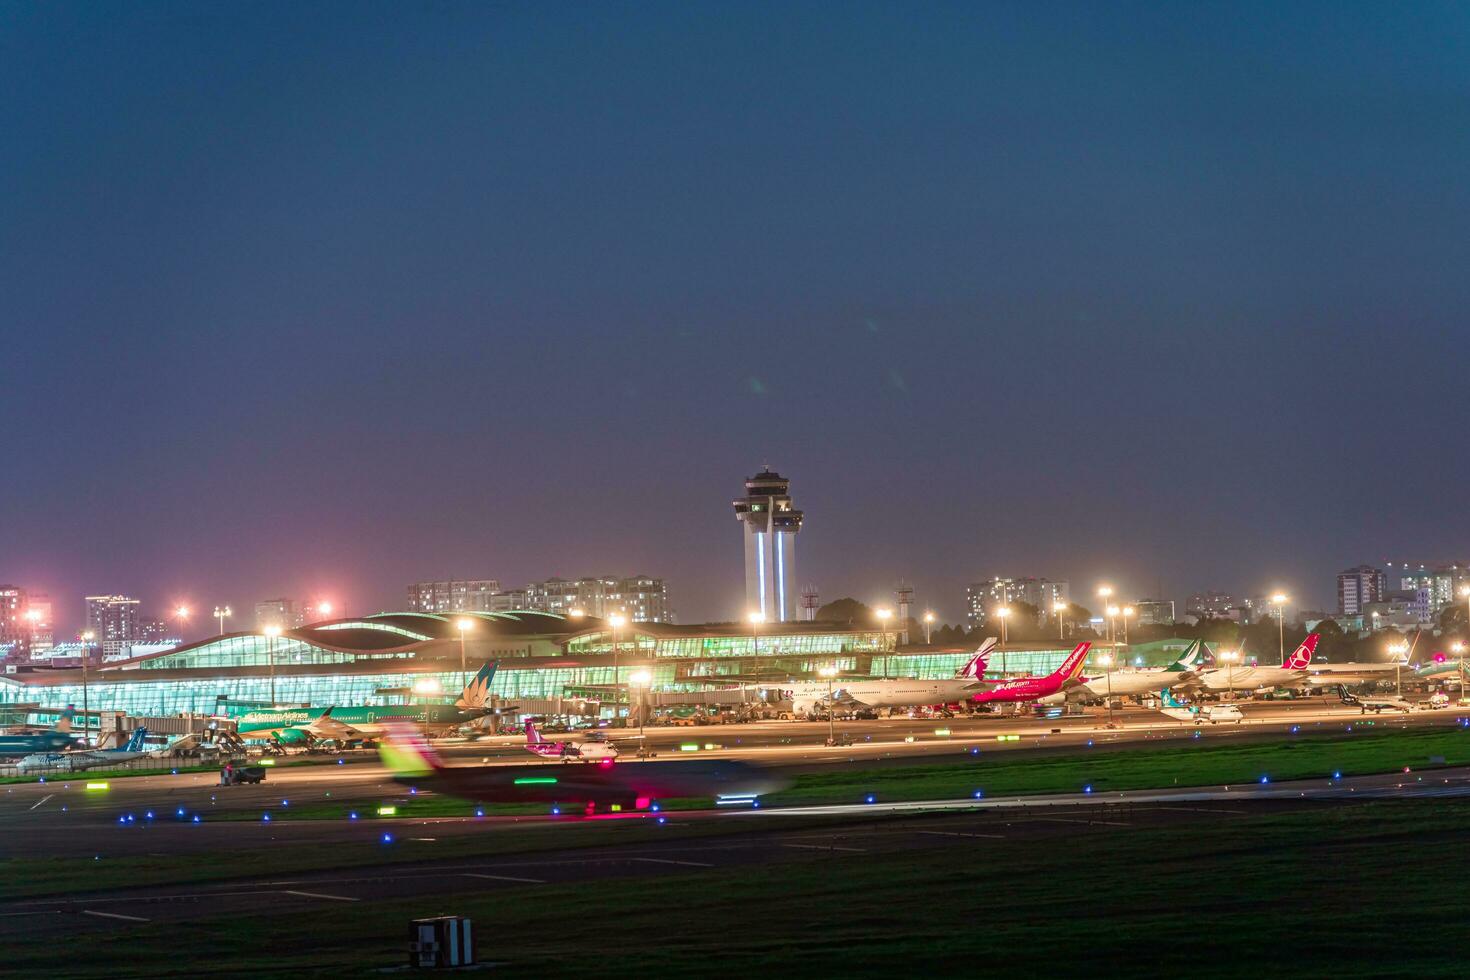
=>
[4,2,1469,634]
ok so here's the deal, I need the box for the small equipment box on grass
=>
[409,916,474,968]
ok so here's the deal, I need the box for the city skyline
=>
[5,4,1469,638]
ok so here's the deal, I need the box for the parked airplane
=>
[1192,634,1318,694]
[378,722,788,814]
[785,638,996,716]
[1049,640,1204,703]
[15,727,155,774]
[1336,684,1415,714]
[0,707,77,758]
[968,642,1092,706]
[237,663,507,743]
[1158,687,1242,724]
[524,720,620,762]
[1300,651,1412,689]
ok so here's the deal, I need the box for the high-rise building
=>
[965,577,1070,628]
[22,593,53,655]
[1134,598,1176,626]
[1337,565,1387,616]
[1381,562,1470,616]
[1185,591,1235,620]
[0,585,27,658]
[406,580,504,614]
[525,576,671,622]
[733,468,803,622]
[255,598,309,630]
[84,595,141,660]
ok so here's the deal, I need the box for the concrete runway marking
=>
[82,909,150,923]
[781,843,867,852]
[461,873,546,884]
[1029,817,1130,827]
[917,830,1006,839]
[281,890,359,902]
[630,857,714,868]
[29,795,52,811]
[1133,806,1247,815]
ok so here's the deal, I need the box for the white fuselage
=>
[791,678,978,712]
[1301,663,1407,688]
[14,749,151,773]
[1161,703,1243,724]
[1075,670,1193,699]
[1193,666,1305,693]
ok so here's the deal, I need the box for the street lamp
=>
[629,669,653,755]
[1460,585,1470,637]
[1220,649,1239,700]
[1122,606,1135,647]
[263,625,282,705]
[1053,601,1068,640]
[174,605,190,641]
[818,665,839,745]
[567,607,585,620]
[1271,593,1289,661]
[1452,642,1466,703]
[1097,652,1115,728]
[213,605,231,635]
[923,611,935,645]
[994,606,1011,675]
[79,630,95,744]
[608,613,627,724]
[413,677,443,739]
[456,617,474,688]
[1389,641,1409,696]
[876,608,893,678]
[317,601,334,618]
[1106,605,1120,650]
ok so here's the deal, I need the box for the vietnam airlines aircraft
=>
[968,642,1092,705]
[784,638,996,715]
[0,706,77,758]
[15,727,156,774]
[1192,634,1317,693]
[1158,687,1242,724]
[1047,640,1204,703]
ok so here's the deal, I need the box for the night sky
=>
[4,3,1469,636]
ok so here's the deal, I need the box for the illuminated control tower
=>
[732,468,804,622]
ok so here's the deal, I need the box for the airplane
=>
[0,707,77,758]
[1336,684,1415,714]
[784,638,996,716]
[1300,650,1412,689]
[1158,687,1242,724]
[377,721,788,815]
[1048,640,1204,703]
[1191,634,1318,694]
[523,720,620,762]
[968,642,1092,706]
[237,663,509,743]
[15,727,156,774]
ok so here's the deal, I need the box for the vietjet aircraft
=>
[968,642,1092,705]
[523,720,620,762]
[1192,634,1318,694]
[1044,640,1204,703]
[785,638,996,716]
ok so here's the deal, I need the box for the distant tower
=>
[895,583,914,645]
[800,586,820,622]
[733,468,804,622]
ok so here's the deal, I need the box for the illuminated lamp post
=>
[174,605,190,642]
[1053,601,1068,641]
[263,625,282,706]
[995,606,1011,676]
[1106,605,1120,652]
[213,605,231,636]
[413,677,443,740]
[317,601,334,619]
[923,611,935,645]
[1097,652,1115,728]
[608,613,627,725]
[629,669,653,756]
[876,607,893,678]
[1220,649,1239,700]
[1452,641,1467,704]
[819,665,838,746]
[456,617,474,688]
[1271,593,1289,662]
[1122,606,1135,647]
[1097,586,1114,644]
[79,630,94,745]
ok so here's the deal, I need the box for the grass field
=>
[7,799,1469,978]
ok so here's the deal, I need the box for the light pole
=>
[608,613,627,725]
[876,608,893,677]
[1271,593,1289,662]
[1098,652,1115,728]
[79,630,94,745]
[1390,641,1408,696]
[456,617,474,688]
[263,625,281,705]
[1122,606,1135,648]
[1106,605,1120,652]
[174,605,190,642]
[316,601,334,619]
[1221,650,1238,700]
[629,669,652,756]
[1460,585,1470,642]
[1053,601,1068,641]
[923,611,935,645]
[1453,642,1467,704]
[413,677,442,740]
[1097,586,1113,642]
[214,605,231,636]
[819,666,838,746]
[995,606,1010,676]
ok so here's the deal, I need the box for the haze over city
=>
[5,4,1470,633]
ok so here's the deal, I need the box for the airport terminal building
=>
[0,611,1188,724]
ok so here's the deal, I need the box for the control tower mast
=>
[732,468,804,622]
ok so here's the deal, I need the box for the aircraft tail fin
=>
[54,705,75,734]
[1169,640,1202,672]
[955,638,997,679]
[454,662,499,709]
[1053,642,1091,682]
[1286,633,1319,670]
[1161,687,1186,709]
[377,721,443,777]
[1336,684,1356,705]
[525,720,544,745]
[124,728,147,753]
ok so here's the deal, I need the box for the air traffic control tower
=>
[733,468,804,622]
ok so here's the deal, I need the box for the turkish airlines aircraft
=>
[1192,634,1318,694]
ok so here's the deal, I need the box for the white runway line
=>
[29,795,52,811]
[461,873,546,883]
[81,909,150,923]
[281,890,359,902]
[630,857,714,868]
[1029,817,1131,827]
[917,830,1006,839]
[781,843,867,852]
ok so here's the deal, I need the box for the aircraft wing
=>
[305,714,366,740]
[825,690,871,709]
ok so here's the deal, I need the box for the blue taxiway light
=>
[1260,775,1270,783]
[657,816,667,825]
[349,812,358,820]
[972,790,983,799]
[1084,785,1093,794]
[337,759,345,765]
[475,808,484,817]
[1333,771,1342,779]
[381,833,393,843]
[551,807,561,815]
[262,813,271,822]
[865,795,876,804]
[192,815,201,823]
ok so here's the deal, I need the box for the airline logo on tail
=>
[123,728,147,753]
[454,662,499,709]
[1285,634,1319,670]
[1056,642,1092,681]
[1168,641,1202,673]
[55,705,75,734]
[377,722,442,777]
[955,638,997,679]
[525,720,546,745]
